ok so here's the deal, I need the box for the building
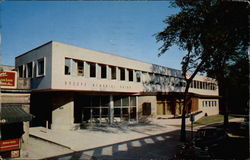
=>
[0,65,32,158]
[15,41,219,130]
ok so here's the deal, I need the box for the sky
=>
[1,1,185,70]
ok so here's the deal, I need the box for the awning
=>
[0,106,33,124]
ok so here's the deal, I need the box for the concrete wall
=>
[51,93,74,130]
[50,41,218,96]
[198,98,219,116]
[15,42,53,90]
[138,96,157,119]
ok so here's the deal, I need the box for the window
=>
[200,81,203,89]
[77,61,84,76]
[130,96,136,106]
[65,58,71,75]
[23,65,27,78]
[18,65,23,78]
[100,64,107,79]
[128,69,133,82]
[194,80,197,88]
[27,62,33,78]
[110,66,116,80]
[37,58,45,76]
[89,63,96,78]
[190,80,193,88]
[120,68,125,81]
[142,103,151,115]
[136,71,141,82]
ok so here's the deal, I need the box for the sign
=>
[0,71,17,89]
[0,139,20,152]
[190,114,195,122]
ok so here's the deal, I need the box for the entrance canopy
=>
[0,105,33,124]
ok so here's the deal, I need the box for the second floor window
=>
[77,61,84,76]
[65,58,71,75]
[18,65,23,78]
[100,64,107,79]
[89,63,96,78]
[120,68,125,81]
[27,62,33,78]
[111,66,116,80]
[37,58,45,76]
[128,69,133,82]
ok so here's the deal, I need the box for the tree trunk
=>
[218,75,229,127]
[180,83,190,142]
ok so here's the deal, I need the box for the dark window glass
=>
[90,63,96,77]
[111,66,116,80]
[100,64,107,79]
[122,96,129,106]
[128,69,133,82]
[38,58,44,76]
[114,96,121,107]
[18,66,23,78]
[120,68,125,81]
[101,96,109,106]
[77,61,84,76]
[27,62,33,78]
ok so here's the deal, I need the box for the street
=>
[48,130,183,160]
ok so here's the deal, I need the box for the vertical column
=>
[128,96,131,122]
[84,62,89,78]
[125,69,129,81]
[109,95,114,124]
[117,68,121,81]
[136,96,139,123]
[108,66,111,80]
[99,97,102,124]
[96,64,100,79]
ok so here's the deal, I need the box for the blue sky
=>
[1,1,185,69]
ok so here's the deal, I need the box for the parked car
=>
[194,127,228,149]
[174,141,211,160]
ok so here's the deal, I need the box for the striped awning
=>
[0,106,33,124]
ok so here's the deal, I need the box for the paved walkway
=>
[21,120,180,159]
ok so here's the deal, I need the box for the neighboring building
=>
[15,41,219,130]
[0,65,32,158]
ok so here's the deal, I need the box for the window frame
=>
[36,57,46,77]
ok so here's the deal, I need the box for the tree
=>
[155,0,249,141]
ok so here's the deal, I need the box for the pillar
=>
[109,95,114,124]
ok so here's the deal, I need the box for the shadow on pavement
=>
[47,129,185,160]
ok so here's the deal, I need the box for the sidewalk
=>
[22,121,181,159]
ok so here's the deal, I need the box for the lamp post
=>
[190,114,195,140]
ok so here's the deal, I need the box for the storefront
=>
[0,105,33,158]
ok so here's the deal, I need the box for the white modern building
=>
[15,41,219,130]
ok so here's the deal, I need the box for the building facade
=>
[0,66,32,158]
[15,41,219,130]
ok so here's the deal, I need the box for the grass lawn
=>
[187,114,235,127]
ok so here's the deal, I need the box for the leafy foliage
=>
[156,0,249,77]
[155,0,249,141]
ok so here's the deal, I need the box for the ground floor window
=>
[75,95,137,124]
[156,97,183,116]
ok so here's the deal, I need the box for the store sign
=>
[0,71,17,89]
[0,139,20,152]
